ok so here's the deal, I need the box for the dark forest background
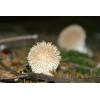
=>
[0,16,99,35]
[0,16,100,49]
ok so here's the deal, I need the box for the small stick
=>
[2,72,100,83]
[0,72,73,83]
[0,35,38,44]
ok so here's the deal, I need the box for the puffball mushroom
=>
[58,24,93,56]
[27,41,61,76]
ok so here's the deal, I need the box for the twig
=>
[1,72,100,83]
[81,76,100,82]
[0,72,74,83]
[0,35,38,44]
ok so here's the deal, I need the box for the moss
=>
[60,50,96,67]
[95,68,100,76]
[75,67,90,75]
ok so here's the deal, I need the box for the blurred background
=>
[0,16,100,49]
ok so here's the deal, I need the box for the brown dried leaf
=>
[0,69,17,79]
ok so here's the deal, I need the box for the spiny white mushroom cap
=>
[27,41,61,76]
[58,24,88,54]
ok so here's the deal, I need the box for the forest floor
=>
[0,33,100,83]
